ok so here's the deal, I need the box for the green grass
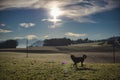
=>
[0,52,120,80]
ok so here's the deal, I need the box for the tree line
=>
[43,38,71,46]
[43,37,120,46]
[0,36,119,48]
[43,38,93,46]
[0,40,18,49]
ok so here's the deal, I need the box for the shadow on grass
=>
[76,67,97,71]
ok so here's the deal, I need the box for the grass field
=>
[0,52,120,80]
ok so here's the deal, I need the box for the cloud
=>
[20,23,35,28]
[61,0,120,23]
[14,35,38,40]
[26,35,38,40]
[0,0,119,23]
[44,35,49,38]
[49,22,62,28]
[65,32,86,37]
[41,19,62,23]
[42,17,62,28]
[14,37,24,39]
[42,18,62,28]
[0,0,38,10]
[0,24,6,27]
[0,29,12,33]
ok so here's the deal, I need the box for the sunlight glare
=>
[50,6,62,18]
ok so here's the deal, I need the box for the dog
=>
[71,54,87,68]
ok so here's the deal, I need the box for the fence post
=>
[113,44,115,63]
[26,39,28,58]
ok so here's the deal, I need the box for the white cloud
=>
[14,37,24,39]
[20,23,35,28]
[42,18,62,23]
[26,35,38,40]
[44,35,49,38]
[42,18,62,28]
[0,0,119,23]
[14,35,38,40]
[61,0,120,23]
[42,0,119,23]
[65,32,86,37]
[49,22,62,28]
[0,24,6,26]
[0,29,12,33]
[0,0,38,10]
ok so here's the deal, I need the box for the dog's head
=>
[83,54,87,59]
[70,54,74,58]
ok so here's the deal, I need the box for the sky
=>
[0,0,120,41]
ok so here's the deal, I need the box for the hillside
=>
[0,42,120,53]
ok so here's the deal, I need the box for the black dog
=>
[71,54,87,68]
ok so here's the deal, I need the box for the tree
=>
[0,40,18,48]
[43,38,72,46]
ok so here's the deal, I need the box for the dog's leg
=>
[71,63,75,68]
[74,63,78,69]
[81,62,83,67]
[72,63,75,67]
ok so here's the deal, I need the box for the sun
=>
[50,6,62,19]
[49,5,62,25]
